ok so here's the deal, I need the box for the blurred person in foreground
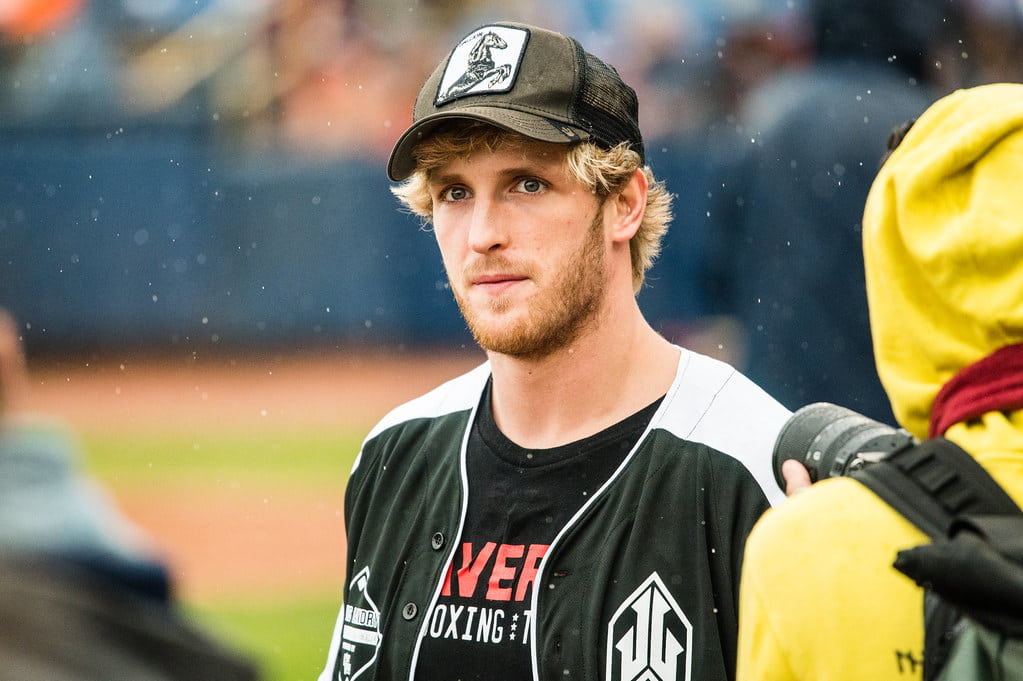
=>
[0,310,257,681]
[319,20,791,681]
[736,82,1023,680]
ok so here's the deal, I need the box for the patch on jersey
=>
[336,566,381,681]
[435,25,529,105]
[606,572,693,681]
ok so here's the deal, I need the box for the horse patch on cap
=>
[435,25,529,106]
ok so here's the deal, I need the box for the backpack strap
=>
[851,437,1021,539]
[853,438,1023,681]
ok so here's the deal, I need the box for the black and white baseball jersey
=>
[320,347,790,681]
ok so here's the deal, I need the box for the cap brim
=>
[386,106,590,181]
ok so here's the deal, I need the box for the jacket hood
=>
[862,83,1023,439]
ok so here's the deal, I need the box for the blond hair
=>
[391,123,673,293]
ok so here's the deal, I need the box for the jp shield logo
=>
[606,572,692,681]
[336,566,381,681]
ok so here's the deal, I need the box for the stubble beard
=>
[452,213,608,361]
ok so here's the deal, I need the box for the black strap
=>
[851,437,1022,539]
[855,437,1023,680]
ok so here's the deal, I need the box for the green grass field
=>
[189,589,342,681]
[80,424,363,681]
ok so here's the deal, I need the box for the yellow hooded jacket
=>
[737,83,1023,681]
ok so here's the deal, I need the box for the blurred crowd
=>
[4,0,1023,417]
[6,0,1020,161]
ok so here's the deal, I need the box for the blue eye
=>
[442,186,470,201]
[518,178,544,193]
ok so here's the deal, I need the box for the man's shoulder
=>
[348,362,489,478]
[652,349,792,505]
[364,360,491,441]
[658,349,791,454]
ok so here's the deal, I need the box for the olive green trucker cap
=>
[387,21,645,181]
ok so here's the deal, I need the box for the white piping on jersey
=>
[406,372,482,681]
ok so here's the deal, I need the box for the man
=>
[320,22,790,681]
[736,82,1023,680]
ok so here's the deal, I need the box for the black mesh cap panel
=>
[572,41,645,161]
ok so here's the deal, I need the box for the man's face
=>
[428,141,610,359]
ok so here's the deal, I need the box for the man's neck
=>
[486,310,679,449]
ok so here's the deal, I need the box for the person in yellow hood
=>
[736,82,1023,681]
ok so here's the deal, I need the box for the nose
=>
[466,199,508,254]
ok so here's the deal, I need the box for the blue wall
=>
[0,123,715,354]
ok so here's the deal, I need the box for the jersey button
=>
[431,532,445,550]
[402,603,418,620]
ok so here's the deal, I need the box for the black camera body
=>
[772,402,916,490]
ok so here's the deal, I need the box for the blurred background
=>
[2,0,1022,678]
[4,0,1023,364]
[0,0,787,356]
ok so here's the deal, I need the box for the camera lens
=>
[771,402,914,490]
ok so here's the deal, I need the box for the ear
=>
[606,169,648,243]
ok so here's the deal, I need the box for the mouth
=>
[470,273,529,295]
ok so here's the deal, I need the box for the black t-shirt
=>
[415,382,662,680]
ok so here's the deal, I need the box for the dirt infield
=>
[25,349,483,431]
[23,348,483,601]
